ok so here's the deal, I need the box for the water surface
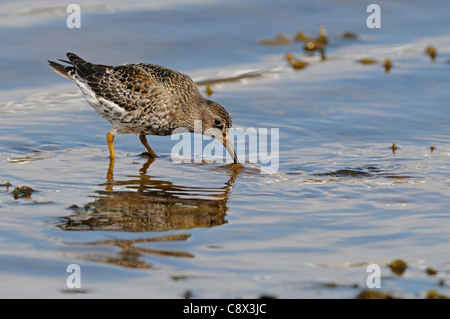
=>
[1,0,450,298]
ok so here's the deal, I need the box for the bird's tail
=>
[48,59,75,80]
[48,52,92,80]
[48,53,106,80]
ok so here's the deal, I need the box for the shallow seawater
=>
[1,0,450,298]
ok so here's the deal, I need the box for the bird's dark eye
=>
[214,119,223,128]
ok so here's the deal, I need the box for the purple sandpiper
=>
[48,53,237,163]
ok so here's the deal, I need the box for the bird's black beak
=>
[223,135,238,164]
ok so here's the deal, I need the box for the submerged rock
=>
[388,259,407,276]
[12,186,34,199]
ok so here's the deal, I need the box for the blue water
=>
[1,0,450,298]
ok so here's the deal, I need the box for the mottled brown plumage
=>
[48,53,237,162]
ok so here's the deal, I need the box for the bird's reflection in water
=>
[59,157,241,268]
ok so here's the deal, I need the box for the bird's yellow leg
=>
[106,132,116,158]
[105,157,115,191]
[139,133,158,158]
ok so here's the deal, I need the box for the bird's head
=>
[195,99,237,164]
